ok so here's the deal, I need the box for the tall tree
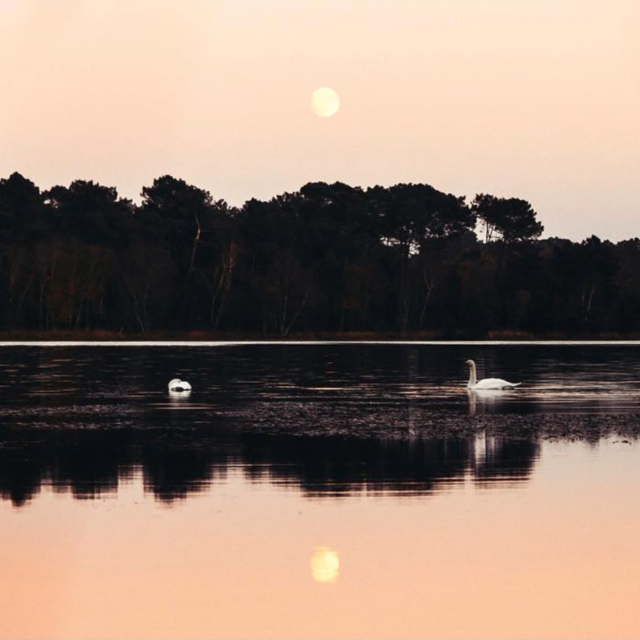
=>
[139,175,234,327]
[472,194,543,243]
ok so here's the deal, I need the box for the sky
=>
[1,0,638,241]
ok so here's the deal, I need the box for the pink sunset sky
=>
[1,0,638,240]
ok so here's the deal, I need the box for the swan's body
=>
[168,378,192,392]
[465,360,520,390]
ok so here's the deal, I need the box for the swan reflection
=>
[311,546,340,584]
[467,388,510,416]
[169,389,192,401]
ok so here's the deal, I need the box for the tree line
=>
[0,172,638,336]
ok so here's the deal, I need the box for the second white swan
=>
[465,359,521,390]
[168,378,192,392]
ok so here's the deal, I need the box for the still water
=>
[1,343,640,639]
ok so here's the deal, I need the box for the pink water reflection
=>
[1,438,639,639]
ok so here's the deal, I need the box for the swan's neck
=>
[467,363,477,387]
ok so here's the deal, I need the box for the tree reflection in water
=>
[0,424,539,508]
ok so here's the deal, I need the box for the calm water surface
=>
[1,343,640,639]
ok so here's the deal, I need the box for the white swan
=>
[465,360,520,390]
[168,378,192,392]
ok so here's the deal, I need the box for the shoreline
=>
[1,329,640,343]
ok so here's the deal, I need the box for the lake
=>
[1,342,640,639]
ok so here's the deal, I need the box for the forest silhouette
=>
[1,172,638,337]
[0,426,538,508]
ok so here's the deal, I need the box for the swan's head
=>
[465,359,476,369]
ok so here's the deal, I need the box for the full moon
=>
[310,546,340,584]
[311,87,340,118]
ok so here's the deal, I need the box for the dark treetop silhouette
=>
[1,172,638,337]
[0,426,539,508]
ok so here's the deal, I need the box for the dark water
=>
[1,343,639,506]
[2,343,640,639]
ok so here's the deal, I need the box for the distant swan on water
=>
[465,360,521,390]
[168,378,192,392]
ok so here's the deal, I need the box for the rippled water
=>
[1,343,640,639]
